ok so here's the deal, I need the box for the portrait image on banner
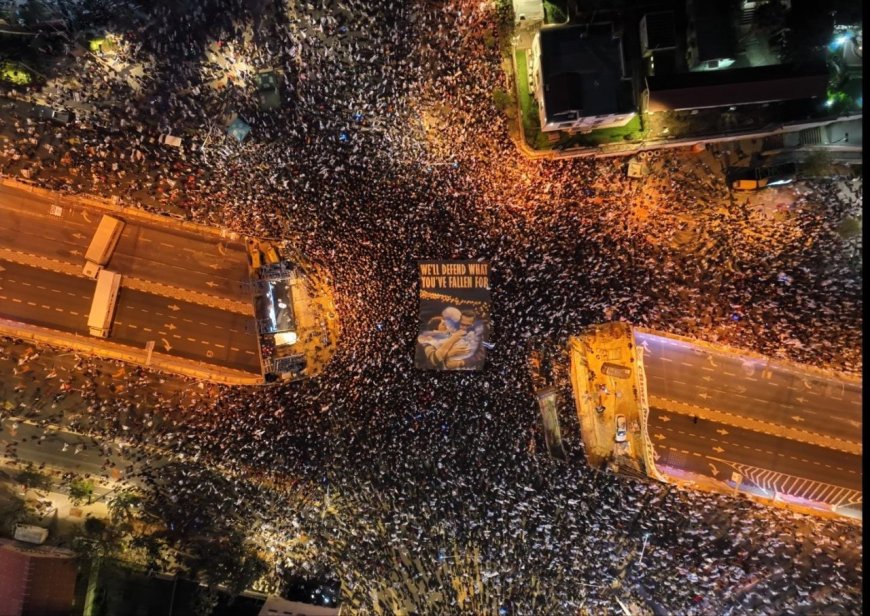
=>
[416,260,491,371]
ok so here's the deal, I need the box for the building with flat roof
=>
[530,23,636,132]
[0,539,78,616]
[685,0,737,71]
[645,62,827,112]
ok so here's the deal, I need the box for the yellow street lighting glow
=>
[274,331,298,346]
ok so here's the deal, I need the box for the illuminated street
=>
[0,0,863,615]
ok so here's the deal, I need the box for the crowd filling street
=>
[0,0,863,614]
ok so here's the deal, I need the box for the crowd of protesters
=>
[0,0,863,613]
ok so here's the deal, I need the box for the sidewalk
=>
[568,322,646,471]
[0,457,113,545]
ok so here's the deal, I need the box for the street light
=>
[637,532,651,566]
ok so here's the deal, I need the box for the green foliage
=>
[543,1,568,24]
[0,62,33,86]
[191,587,220,616]
[69,478,95,505]
[801,150,834,177]
[492,87,513,113]
[837,216,861,240]
[494,0,515,59]
[108,489,142,524]
[85,516,107,536]
[18,0,48,25]
[514,50,550,150]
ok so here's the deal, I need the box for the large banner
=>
[415,260,491,371]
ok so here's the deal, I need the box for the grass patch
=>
[515,50,550,150]
[556,114,646,148]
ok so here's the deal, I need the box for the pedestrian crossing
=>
[709,457,862,509]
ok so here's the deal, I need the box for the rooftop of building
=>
[538,23,635,122]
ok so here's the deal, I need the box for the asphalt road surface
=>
[0,417,171,497]
[637,332,862,513]
[649,409,862,508]
[0,183,250,302]
[0,260,260,371]
[637,332,861,443]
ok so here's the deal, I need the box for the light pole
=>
[637,532,651,567]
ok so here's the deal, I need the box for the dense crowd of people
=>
[0,0,863,613]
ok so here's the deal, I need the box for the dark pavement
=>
[0,260,260,371]
[0,183,250,302]
[638,332,862,514]
[637,332,861,443]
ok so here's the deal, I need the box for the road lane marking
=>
[12,298,21,302]
[26,301,36,306]
[187,337,196,342]
[69,311,79,316]
[214,344,225,348]
[142,327,152,332]
[40,305,51,309]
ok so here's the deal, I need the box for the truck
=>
[87,270,122,338]
[730,162,797,191]
[83,215,125,278]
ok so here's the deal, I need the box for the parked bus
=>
[87,270,122,338]
[83,215,125,278]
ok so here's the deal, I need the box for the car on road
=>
[615,414,627,442]
[33,104,73,124]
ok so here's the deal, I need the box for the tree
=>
[18,0,49,25]
[801,151,833,177]
[16,465,51,492]
[492,88,513,113]
[69,478,94,505]
[108,488,142,524]
[754,0,787,31]
[191,586,220,616]
[84,516,107,536]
